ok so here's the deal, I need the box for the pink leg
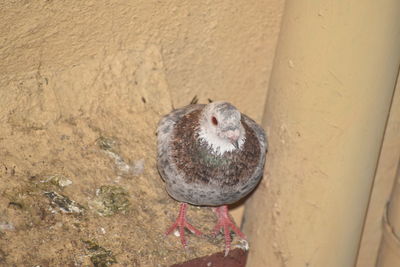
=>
[165,203,203,248]
[212,205,246,256]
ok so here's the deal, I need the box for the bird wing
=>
[156,104,205,182]
[241,114,268,154]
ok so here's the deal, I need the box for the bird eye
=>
[211,116,218,126]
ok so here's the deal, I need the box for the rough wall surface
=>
[1,0,282,120]
[0,1,283,266]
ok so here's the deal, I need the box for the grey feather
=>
[157,102,267,206]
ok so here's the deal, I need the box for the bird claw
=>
[212,205,247,256]
[165,203,203,248]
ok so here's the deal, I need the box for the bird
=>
[157,101,267,255]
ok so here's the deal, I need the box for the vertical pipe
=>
[243,1,400,267]
[376,161,400,267]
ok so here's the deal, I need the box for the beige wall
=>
[2,1,399,266]
[0,0,283,121]
[0,1,283,265]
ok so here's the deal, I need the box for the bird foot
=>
[165,203,203,248]
[212,205,246,256]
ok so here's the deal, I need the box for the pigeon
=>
[157,101,267,255]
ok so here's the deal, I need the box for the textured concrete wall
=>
[0,0,283,121]
[0,1,283,266]
[1,1,399,266]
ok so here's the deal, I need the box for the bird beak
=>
[226,130,240,149]
[231,140,239,149]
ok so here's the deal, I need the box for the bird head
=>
[199,101,245,152]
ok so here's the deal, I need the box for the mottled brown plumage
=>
[171,109,260,188]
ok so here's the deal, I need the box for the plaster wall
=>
[3,1,398,266]
[0,1,283,265]
[1,0,283,120]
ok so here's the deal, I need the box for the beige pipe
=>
[243,1,400,266]
[376,161,400,266]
